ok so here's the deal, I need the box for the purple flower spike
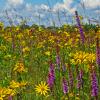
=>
[62,77,68,94]
[62,64,66,72]
[77,69,83,89]
[47,73,55,89]
[75,11,85,44]
[56,55,60,70]
[91,71,98,97]
[47,62,55,89]
[69,71,73,89]
[8,96,12,100]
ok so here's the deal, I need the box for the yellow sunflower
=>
[35,81,49,96]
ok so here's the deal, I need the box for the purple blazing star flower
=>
[91,71,98,97]
[68,64,73,89]
[56,55,60,70]
[47,73,54,89]
[62,77,68,94]
[8,96,12,100]
[49,63,54,71]
[77,75,81,89]
[49,63,55,80]
[77,69,83,89]
[69,71,73,89]
[47,63,55,89]
[75,11,85,44]
[62,64,66,72]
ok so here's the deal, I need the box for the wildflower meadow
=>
[0,0,100,100]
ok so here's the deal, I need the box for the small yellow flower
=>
[45,51,51,56]
[64,32,70,37]
[9,80,27,89]
[9,80,20,89]
[19,81,27,87]
[69,92,74,97]
[21,41,26,46]
[0,97,3,100]
[0,88,16,99]
[3,88,16,96]
[22,47,30,53]
[0,45,7,51]
[17,33,23,39]
[35,81,49,96]
[13,62,27,73]
[0,88,6,98]
[37,42,44,48]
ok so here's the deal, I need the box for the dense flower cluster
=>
[70,51,96,65]
[0,80,27,99]
[0,21,100,99]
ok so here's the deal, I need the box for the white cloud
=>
[52,3,66,12]
[25,4,49,18]
[40,4,49,11]
[33,12,45,18]
[53,0,100,14]
[95,9,100,13]
[52,0,77,14]
[26,3,33,11]
[33,4,49,12]
[63,0,73,8]
[7,0,24,6]
[25,4,49,17]
[83,0,100,8]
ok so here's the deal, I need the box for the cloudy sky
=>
[0,0,100,26]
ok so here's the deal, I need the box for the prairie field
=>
[0,0,100,100]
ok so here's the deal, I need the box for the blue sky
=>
[0,0,63,9]
[0,0,100,26]
[24,0,63,5]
